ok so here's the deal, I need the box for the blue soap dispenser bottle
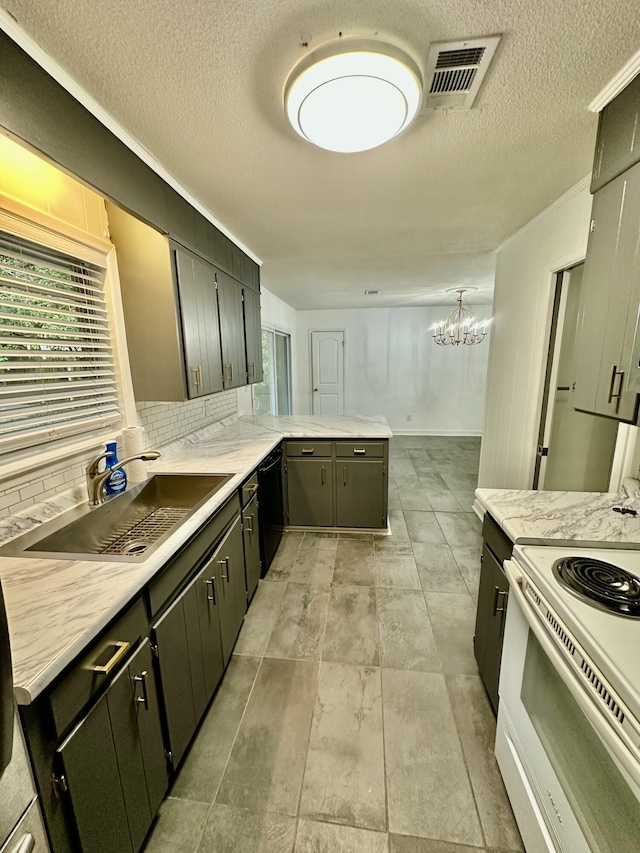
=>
[103,441,127,496]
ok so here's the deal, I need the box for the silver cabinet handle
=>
[343,466,347,487]
[608,366,624,412]
[205,577,217,605]
[321,466,326,486]
[493,586,508,614]
[301,448,314,454]
[246,483,259,494]
[191,365,202,389]
[245,514,254,534]
[10,834,35,853]
[218,557,230,582]
[132,670,149,710]
[249,361,255,377]
[353,448,366,455]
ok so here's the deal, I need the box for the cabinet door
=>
[152,595,197,767]
[242,494,261,602]
[175,247,223,398]
[243,287,264,384]
[57,695,133,853]
[216,516,246,664]
[473,544,508,713]
[216,270,246,389]
[574,164,640,422]
[286,459,334,527]
[194,552,225,702]
[592,73,640,192]
[126,641,167,819]
[336,460,385,529]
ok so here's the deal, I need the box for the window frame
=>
[0,205,135,483]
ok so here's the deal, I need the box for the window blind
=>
[0,231,120,454]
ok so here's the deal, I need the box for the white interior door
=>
[311,330,345,415]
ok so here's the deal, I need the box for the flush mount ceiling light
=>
[432,289,490,346]
[285,40,423,153]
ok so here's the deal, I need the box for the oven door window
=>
[521,630,640,852]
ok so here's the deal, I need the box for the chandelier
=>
[433,289,489,346]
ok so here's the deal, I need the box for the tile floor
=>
[143,436,523,853]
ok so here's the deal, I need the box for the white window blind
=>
[0,230,120,454]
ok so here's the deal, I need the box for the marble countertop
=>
[240,414,393,438]
[0,414,390,704]
[476,485,640,548]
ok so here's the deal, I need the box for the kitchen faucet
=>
[86,449,162,507]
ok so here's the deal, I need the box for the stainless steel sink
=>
[0,474,233,563]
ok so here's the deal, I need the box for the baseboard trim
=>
[391,429,483,437]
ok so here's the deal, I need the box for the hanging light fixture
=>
[432,289,490,346]
[284,39,423,153]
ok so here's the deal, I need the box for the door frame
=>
[308,328,346,415]
[533,254,637,492]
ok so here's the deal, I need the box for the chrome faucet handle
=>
[86,452,112,478]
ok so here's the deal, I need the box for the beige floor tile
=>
[235,581,287,656]
[333,538,375,586]
[143,798,209,853]
[413,542,467,594]
[425,591,479,676]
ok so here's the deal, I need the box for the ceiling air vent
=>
[423,35,501,110]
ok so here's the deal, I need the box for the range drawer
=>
[147,493,240,616]
[335,441,385,458]
[285,441,332,457]
[241,472,259,507]
[49,596,147,738]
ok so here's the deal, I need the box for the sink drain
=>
[121,540,150,556]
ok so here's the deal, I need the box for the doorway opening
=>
[310,330,345,415]
[534,263,619,491]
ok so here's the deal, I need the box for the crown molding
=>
[0,10,262,265]
[589,49,640,113]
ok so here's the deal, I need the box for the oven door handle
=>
[504,559,640,789]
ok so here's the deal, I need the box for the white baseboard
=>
[391,429,483,437]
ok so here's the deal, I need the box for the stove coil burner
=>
[553,556,640,618]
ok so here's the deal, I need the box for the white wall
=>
[478,177,594,489]
[296,307,490,434]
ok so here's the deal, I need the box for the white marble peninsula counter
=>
[476,483,640,548]
[0,414,391,704]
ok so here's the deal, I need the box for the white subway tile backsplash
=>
[0,389,238,521]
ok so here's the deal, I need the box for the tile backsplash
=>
[0,390,239,521]
[136,390,237,448]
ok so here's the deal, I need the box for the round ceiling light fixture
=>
[284,39,423,153]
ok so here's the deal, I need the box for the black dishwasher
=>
[258,446,284,574]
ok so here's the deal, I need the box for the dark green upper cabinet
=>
[243,287,264,385]
[592,73,640,194]
[174,246,224,398]
[216,271,247,390]
[574,160,640,423]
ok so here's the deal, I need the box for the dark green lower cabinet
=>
[286,459,334,526]
[153,516,243,768]
[216,516,246,664]
[474,543,509,713]
[242,494,261,602]
[56,640,167,853]
[335,460,385,528]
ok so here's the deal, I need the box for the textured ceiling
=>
[1,0,638,308]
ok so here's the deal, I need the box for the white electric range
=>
[497,543,640,853]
